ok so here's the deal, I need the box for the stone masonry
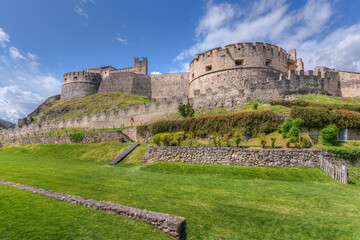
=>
[142,146,354,167]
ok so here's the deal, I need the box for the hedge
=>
[290,106,360,129]
[137,111,282,137]
[269,99,360,113]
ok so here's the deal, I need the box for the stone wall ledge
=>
[142,146,356,167]
[0,179,186,240]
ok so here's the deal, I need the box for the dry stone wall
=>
[142,146,353,167]
[0,179,186,240]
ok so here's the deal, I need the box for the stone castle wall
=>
[61,72,102,100]
[142,146,355,167]
[0,98,185,140]
[98,72,152,99]
[150,73,189,99]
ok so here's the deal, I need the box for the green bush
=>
[151,133,162,146]
[137,111,282,138]
[257,133,267,148]
[69,133,84,143]
[223,133,231,147]
[330,148,360,164]
[281,118,293,138]
[233,131,243,147]
[173,132,185,146]
[285,138,291,148]
[320,124,339,146]
[185,132,195,146]
[161,133,173,146]
[210,133,222,147]
[301,137,310,148]
[270,136,277,149]
[252,102,258,110]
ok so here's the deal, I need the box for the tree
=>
[178,102,195,118]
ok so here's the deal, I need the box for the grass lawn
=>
[0,184,171,240]
[0,143,359,240]
[295,94,360,105]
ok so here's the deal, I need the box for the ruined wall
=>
[142,146,355,166]
[98,72,152,99]
[61,72,102,100]
[150,73,190,99]
[0,98,185,139]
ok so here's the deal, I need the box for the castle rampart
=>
[150,72,189,99]
[61,71,102,100]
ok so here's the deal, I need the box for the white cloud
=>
[0,86,44,123]
[27,52,38,60]
[175,0,360,72]
[115,35,128,45]
[150,71,161,75]
[74,0,96,19]
[0,29,61,122]
[9,47,26,60]
[0,28,10,48]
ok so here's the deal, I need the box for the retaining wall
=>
[142,146,354,166]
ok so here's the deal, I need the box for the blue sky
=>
[1,0,360,122]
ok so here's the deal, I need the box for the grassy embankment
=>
[0,143,359,240]
[31,92,150,123]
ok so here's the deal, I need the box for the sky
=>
[1,0,360,122]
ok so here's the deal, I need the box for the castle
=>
[2,42,360,139]
[60,42,360,107]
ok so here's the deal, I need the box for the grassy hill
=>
[0,143,359,239]
[31,92,150,123]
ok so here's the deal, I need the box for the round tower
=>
[60,71,102,100]
[189,42,288,100]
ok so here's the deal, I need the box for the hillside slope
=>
[30,92,150,123]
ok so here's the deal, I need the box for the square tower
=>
[134,57,148,75]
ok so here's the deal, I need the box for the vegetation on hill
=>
[0,143,359,239]
[31,92,150,123]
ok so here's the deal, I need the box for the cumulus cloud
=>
[0,28,61,123]
[175,0,360,72]
[115,35,128,45]
[0,28,9,47]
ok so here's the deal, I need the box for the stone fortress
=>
[2,42,360,139]
[60,42,360,106]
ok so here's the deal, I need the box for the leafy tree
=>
[178,102,195,118]
[270,136,277,148]
[257,133,267,148]
[233,131,243,147]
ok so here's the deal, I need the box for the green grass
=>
[295,94,360,105]
[26,126,132,138]
[0,143,360,239]
[33,92,150,122]
[0,184,171,240]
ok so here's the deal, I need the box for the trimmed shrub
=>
[69,133,84,143]
[161,133,173,146]
[210,133,222,147]
[178,102,195,118]
[233,131,243,147]
[320,124,339,146]
[301,137,310,148]
[257,133,267,148]
[252,102,258,110]
[223,133,231,147]
[173,132,185,146]
[185,132,195,146]
[151,133,162,146]
[281,118,293,138]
